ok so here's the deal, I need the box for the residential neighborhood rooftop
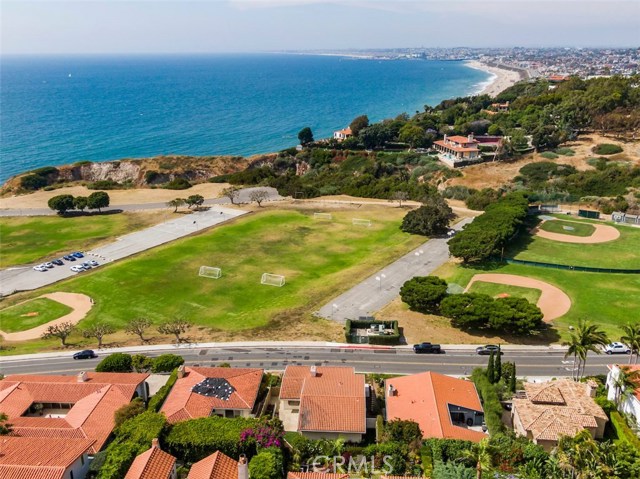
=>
[124,439,176,479]
[187,451,239,479]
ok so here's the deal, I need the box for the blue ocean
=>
[0,54,490,182]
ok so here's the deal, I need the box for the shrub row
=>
[611,411,640,450]
[471,368,505,436]
[448,192,529,263]
[96,353,184,374]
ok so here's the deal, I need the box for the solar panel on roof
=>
[191,378,236,400]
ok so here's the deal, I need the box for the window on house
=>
[288,400,300,406]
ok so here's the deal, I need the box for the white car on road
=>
[604,342,631,355]
[70,265,85,273]
[33,264,48,272]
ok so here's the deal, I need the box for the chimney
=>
[238,454,249,479]
[77,371,88,383]
[151,438,160,449]
[467,134,474,142]
[585,380,598,398]
[177,365,185,379]
[310,365,318,377]
[443,134,448,143]
[387,384,395,397]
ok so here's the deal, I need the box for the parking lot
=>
[0,206,247,296]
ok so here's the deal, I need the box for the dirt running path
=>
[533,220,620,244]
[0,292,93,341]
[465,274,571,322]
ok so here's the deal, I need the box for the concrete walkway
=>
[315,217,473,323]
[0,205,247,296]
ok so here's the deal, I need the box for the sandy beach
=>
[466,60,524,97]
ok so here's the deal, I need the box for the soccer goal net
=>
[313,212,333,220]
[352,218,372,227]
[199,266,222,279]
[261,273,285,287]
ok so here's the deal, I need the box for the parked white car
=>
[44,262,54,268]
[33,264,47,272]
[604,342,631,355]
[70,265,84,273]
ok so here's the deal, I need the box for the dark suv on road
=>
[413,342,443,354]
[73,350,97,360]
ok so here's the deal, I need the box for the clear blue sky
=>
[2,1,638,55]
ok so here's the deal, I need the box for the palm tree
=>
[462,437,495,479]
[564,321,609,380]
[563,331,585,381]
[620,323,640,364]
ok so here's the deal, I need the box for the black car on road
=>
[73,350,97,360]
[413,342,443,354]
[476,344,502,355]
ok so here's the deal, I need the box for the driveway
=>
[315,217,473,323]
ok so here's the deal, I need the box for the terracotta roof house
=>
[0,371,149,453]
[125,438,177,479]
[287,473,350,479]
[161,366,263,423]
[0,436,94,479]
[606,364,640,429]
[512,379,608,450]
[279,366,366,441]
[433,134,481,167]
[385,371,487,443]
[333,127,352,141]
[187,452,247,479]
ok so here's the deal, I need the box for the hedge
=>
[151,354,185,373]
[95,353,133,373]
[248,448,283,479]
[96,412,167,479]
[611,411,640,450]
[471,368,505,435]
[164,416,261,463]
[147,368,179,412]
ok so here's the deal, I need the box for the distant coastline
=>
[465,60,524,97]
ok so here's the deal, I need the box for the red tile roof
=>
[281,366,366,434]
[434,140,480,153]
[125,443,176,479]
[613,365,640,401]
[187,451,238,479]
[0,436,94,479]
[287,473,350,479]
[161,367,263,423]
[0,372,148,453]
[385,371,487,442]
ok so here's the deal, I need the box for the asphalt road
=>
[0,345,617,379]
[316,217,473,322]
[0,206,248,296]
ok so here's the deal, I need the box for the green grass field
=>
[440,262,640,339]
[539,219,595,237]
[506,216,640,269]
[0,213,165,268]
[467,281,542,304]
[0,298,72,333]
[5,209,423,335]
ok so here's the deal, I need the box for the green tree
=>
[157,318,191,343]
[349,114,369,136]
[48,194,75,215]
[461,438,496,479]
[400,196,453,236]
[487,352,495,384]
[612,366,640,407]
[74,196,88,211]
[124,318,152,344]
[298,127,314,146]
[41,321,75,346]
[248,449,282,479]
[399,276,449,314]
[185,194,205,209]
[152,354,185,373]
[114,397,145,428]
[440,293,494,329]
[382,419,423,449]
[399,123,426,148]
[82,322,115,348]
[87,191,110,212]
[166,198,186,213]
[0,412,12,436]
[96,353,133,373]
[563,320,609,381]
[621,323,640,364]
[131,354,153,373]
[494,346,502,383]
[509,363,517,393]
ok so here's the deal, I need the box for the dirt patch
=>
[465,274,571,322]
[533,219,620,244]
[0,292,93,341]
[496,293,510,298]
[21,312,40,317]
